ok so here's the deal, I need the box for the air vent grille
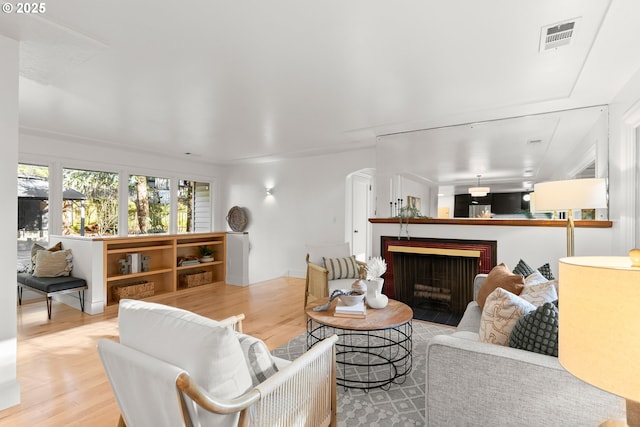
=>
[540,19,579,52]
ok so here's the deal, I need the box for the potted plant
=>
[198,246,214,263]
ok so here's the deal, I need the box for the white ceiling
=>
[3,1,640,185]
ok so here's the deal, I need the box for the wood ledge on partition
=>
[369,218,612,228]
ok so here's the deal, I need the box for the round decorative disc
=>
[226,206,247,232]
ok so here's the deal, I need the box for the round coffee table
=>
[305,298,413,390]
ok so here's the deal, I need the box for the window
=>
[128,175,170,234]
[177,180,211,232]
[17,163,49,269]
[63,168,119,236]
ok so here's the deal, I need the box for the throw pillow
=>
[479,288,536,346]
[524,270,548,287]
[32,249,73,277]
[537,263,555,280]
[512,259,535,277]
[476,263,525,309]
[30,241,62,273]
[519,280,558,307]
[323,255,360,280]
[237,333,279,386]
[118,299,253,426]
[509,302,559,356]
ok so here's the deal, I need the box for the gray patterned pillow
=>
[512,259,535,277]
[237,333,279,386]
[509,301,558,356]
[537,263,555,280]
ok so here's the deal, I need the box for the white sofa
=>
[425,274,626,427]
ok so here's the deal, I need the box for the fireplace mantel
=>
[370,218,612,228]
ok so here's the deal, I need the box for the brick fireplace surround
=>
[381,236,497,314]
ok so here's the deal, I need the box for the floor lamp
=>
[559,252,640,426]
[533,178,607,256]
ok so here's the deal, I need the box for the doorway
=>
[346,170,374,262]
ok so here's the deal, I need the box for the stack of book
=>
[334,300,366,318]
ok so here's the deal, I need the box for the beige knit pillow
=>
[479,288,536,346]
[33,249,73,277]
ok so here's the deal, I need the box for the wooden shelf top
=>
[369,217,612,228]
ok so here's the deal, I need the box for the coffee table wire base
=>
[307,319,412,391]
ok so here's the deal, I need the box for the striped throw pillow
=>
[323,255,359,280]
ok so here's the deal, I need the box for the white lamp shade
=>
[559,256,640,402]
[533,178,607,212]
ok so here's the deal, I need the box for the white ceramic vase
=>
[366,278,389,309]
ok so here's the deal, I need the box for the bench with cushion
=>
[17,273,87,319]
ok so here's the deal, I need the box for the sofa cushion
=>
[479,288,536,346]
[323,255,360,280]
[537,263,555,280]
[32,249,73,277]
[509,301,559,356]
[512,259,536,277]
[30,241,62,273]
[118,299,253,427]
[476,263,525,309]
[520,277,558,306]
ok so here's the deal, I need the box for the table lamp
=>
[559,250,640,426]
[533,178,607,256]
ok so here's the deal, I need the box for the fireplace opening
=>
[381,237,497,326]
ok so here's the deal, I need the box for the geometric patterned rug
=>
[272,320,454,426]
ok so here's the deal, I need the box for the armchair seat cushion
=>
[328,278,359,294]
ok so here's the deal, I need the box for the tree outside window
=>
[129,175,170,234]
[63,168,119,236]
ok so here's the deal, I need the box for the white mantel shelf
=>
[369,218,612,228]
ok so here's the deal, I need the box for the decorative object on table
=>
[351,279,367,293]
[337,290,365,306]
[198,245,214,263]
[313,289,356,312]
[558,251,640,427]
[365,256,389,309]
[334,297,366,318]
[141,255,151,272]
[226,206,248,232]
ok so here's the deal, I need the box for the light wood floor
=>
[1,277,308,427]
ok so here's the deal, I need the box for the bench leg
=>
[46,297,52,320]
[79,290,85,313]
[17,286,23,305]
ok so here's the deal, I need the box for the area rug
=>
[272,320,453,426]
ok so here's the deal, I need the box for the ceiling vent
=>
[540,19,579,52]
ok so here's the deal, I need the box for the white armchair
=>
[304,242,366,307]
[98,299,338,427]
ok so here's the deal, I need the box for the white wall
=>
[223,148,376,282]
[0,35,20,410]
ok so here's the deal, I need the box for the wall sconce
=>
[265,187,273,196]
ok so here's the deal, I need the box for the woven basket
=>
[180,271,213,288]
[113,281,155,302]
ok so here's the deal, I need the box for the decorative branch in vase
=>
[365,256,389,309]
